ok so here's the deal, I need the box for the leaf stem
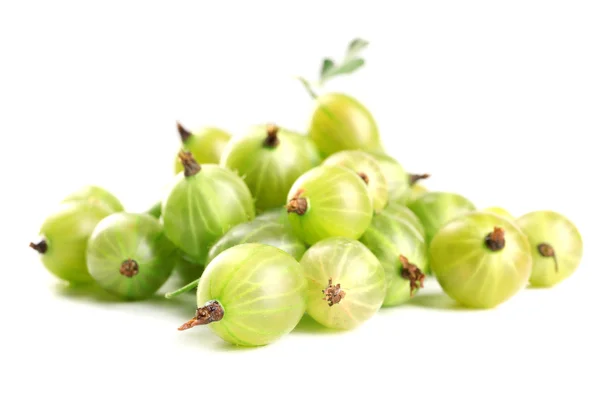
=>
[165,278,200,299]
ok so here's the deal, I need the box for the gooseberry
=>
[220,124,321,212]
[516,210,583,288]
[61,185,124,214]
[29,201,113,284]
[368,152,410,202]
[322,150,388,213]
[206,214,307,265]
[176,243,306,347]
[429,211,532,309]
[359,207,428,306]
[408,191,476,244]
[300,237,385,329]
[162,151,255,264]
[483,206,513,220]
[173,122,231,174]
[285,165,373,245]
[86,212,178,300]
[382,202,426,238]
[395,173,430,205]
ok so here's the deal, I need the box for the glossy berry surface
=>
[61,185,124,214]
[206,215,307,265]
[308,93,382,157]
[179,243,306,347]
[286,165,373,245]
[300,237,385,329]
[30,201,113,284]
[408,191,476,244]
[322,150,388,213]
[220,124,321,212]
[369,152,410,202]
[174,122,231,173]
[429,212,532,309]
[162,152,255,264]
[382,202,426,238]
[516,210,583,288]
[86,212,178,300]
[360,207,428,306]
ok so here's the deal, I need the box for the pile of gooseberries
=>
[29,38,584,347]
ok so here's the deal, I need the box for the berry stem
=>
[484,227,506,251]
[296,76,318,100]
[322,278,345,306]
[179,151,201,177]
[399,255,425,297]
[178,300,224,331]
[165,278,200,299]
[537,243,559,272]
[263,124,280,147]
[358,172,370,185]
[29,239,48,254]
[286,189,308,215]
[409,173,430,186]
[120,259,139,278]
[176,121,192,143]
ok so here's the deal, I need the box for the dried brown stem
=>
[409,173,430,185]
[29,239,48,254]
[263,124,280,147]
[178,300,224,331]
[399,255,425,297]
[322,278,345,306]
[176,121,192,142]
[538,243,559,272]
[120,259,139,278]
[358,172,370,185]
[286,189,308,215]
[484,227,506,251]
[178,150,201,177]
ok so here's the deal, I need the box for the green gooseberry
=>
[29,201,113,284]
[206,216,307,265]
[360,206,428,306]
[255,206,289,224]
[307,92,382,157]
[322,150,388,213]
[220,124,321,212]
[382,202,426,238]
[482,206,513,220]
[516,210,583,288]
[162,151,255,264]
[86,212,178,300]
[176,243,306,347]
[429,212,532,309]
[300,237,386,330]
[285,165,373,245]
[368,152,410,202]
[61,185,124,214]
[408,191,476,244]
[173,122,231,173]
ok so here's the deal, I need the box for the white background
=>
[1,1,599,399]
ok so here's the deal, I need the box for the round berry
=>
[86,212,178,300]
[173,122,231,173]
[360,208,428,306]
[220,124,321,212]
[177,243,306,347]
[162,151,255,264]
[285,165,373,245]
[382,202,426,238]
[408,191,476,244]
[29,201,113,284]
[429,212,532,309]
[516,210,583,288]
[322,150,388,213]
[300,237,385,329]
[368,152,410,202]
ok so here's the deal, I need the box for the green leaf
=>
[320,58,365,84]
[321,58,335,77]
[318,37,369,85]
[345,38,369,61]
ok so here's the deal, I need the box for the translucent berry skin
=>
[322,150,389,213]
[61,185,124,214]
[429,212,533,309]
[286,165,373,245]
[86,212,178,300]
[220,125,321,212]
[408,191,476,244]
[195,243,307,346]
[174,127,231,173]
[369,153,410,202]
[300,237,385,329]
[360,209,428,306]
[33,201,113,284]
[162,164,255,264]
[308,93,382,157]
[383,202,426,238]
[206,217,307,265]
[483,207,513,220]
[516,210,583,288]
